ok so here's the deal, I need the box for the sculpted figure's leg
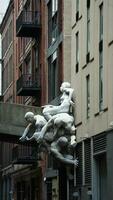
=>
[43,105,63,121]
[43,106,55,121]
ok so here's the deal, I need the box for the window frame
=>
[86,74,90,119]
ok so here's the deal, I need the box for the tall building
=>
[71,0,113,199]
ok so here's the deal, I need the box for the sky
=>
[0,0,10,94]
[0,0,10,21]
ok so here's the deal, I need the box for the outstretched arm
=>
[41,105,54,108]
[19,123,32,142]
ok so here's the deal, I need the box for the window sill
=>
[94,107,108,117]
[75,121,82,127]
[82,57,94,69]
[108,40,113,47]
[72,15,82,30]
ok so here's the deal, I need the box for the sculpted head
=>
[25,112,35,123]
[57,136,68,147]
[60,82,71,92]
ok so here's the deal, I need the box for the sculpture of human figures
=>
[50,136,78,166]
[40,82,77,166]
[42,82,74,121]
[19,112,47,143]
[39,82,76,143]
[20,82,78,167]
[38,113,76,143]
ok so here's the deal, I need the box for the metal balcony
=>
[12,145,37,164]
[16,10,41,37]
[16,74,41,96]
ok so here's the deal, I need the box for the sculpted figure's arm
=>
[65,88,74,106]
[37,118,54,141]
[19,123,32,142]
[42,105,54,109]
[50,146,78,166]
[66,88,74,99]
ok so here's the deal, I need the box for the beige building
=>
[71,0,113,200]
[71,0,113,141]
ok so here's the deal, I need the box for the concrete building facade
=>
[71,0,113,199]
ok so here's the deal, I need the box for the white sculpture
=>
[20,82,78,166]
[50,136,78,166]
[38,113,76,142]
[42,82,74,121]
[19,112,47,142]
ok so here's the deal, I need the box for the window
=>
[48,0,58,46]
[52,14,58,44]
[24,56,32,75]
[48,52,58,101]
[18,38,23,60]
[9,55,13,85]
[99,51,103,111]
[76,0,79,21]
[51,59,57,98]
[52,0,58,16]
[9,21,12,45]
[24,56,32,87]
[76,0,79,12]
[99,3,103,111]
[99,3,103,41]
[3,63,8,92]
[86,75,90,118]
[48,1,52,46]
[76,32,79,72]
[34,46,39,69]
[86,0,90,57]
